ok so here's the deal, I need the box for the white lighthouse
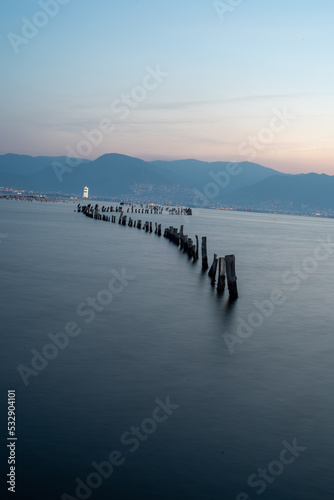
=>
[83,186,89,199]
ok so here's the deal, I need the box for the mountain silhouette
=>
[1,153,333,211]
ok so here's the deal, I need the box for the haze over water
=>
[1,200,334,499]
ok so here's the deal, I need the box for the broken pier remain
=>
[77,203,238,299]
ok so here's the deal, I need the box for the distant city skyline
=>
[1,0,334,175]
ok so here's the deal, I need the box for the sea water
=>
[1,199,333,500]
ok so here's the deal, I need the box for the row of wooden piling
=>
[77,204,238,299]
[96,204,192,215]
[163,225,238,298]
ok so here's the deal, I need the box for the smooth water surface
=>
[1,199,334,500]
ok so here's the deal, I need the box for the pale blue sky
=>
[1,0,334,173]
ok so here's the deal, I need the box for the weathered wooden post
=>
[195,235,199,260]
[201,237,208,270]
[137,220,142,229]
[173,227,179,245]
[150,221,153,233]
[217,257,226,293]
[155,222,158,234]
[179,225,184,249]
[158,224,161,236]
[183,235,188,253]
[187,238,193,257]
[208,254,218,285]
[192,244,197,261]
[225,255,238,299]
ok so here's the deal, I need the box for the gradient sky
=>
[1,0,334,174]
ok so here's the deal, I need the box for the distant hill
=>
[1,152,333,212]
[224,173,334,210]
[148,159,281,195]
[0,152,282,200]
[0,154,91,176]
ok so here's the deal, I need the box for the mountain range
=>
[0,153,333,213]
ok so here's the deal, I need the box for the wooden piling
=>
[192,244,197,261]
[186,238,193,258]
[172,227,179,246]
[183,235,188,253]
[225,254,238,299]
[179,225,184,248]
[217,257,226,293]
[201,237,208,270]
[208,253,218,285]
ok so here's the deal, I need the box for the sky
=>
[1,0,334,174]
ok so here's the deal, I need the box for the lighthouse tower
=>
[83,186,89,199]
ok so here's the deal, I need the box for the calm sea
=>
[1,199,334,500]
